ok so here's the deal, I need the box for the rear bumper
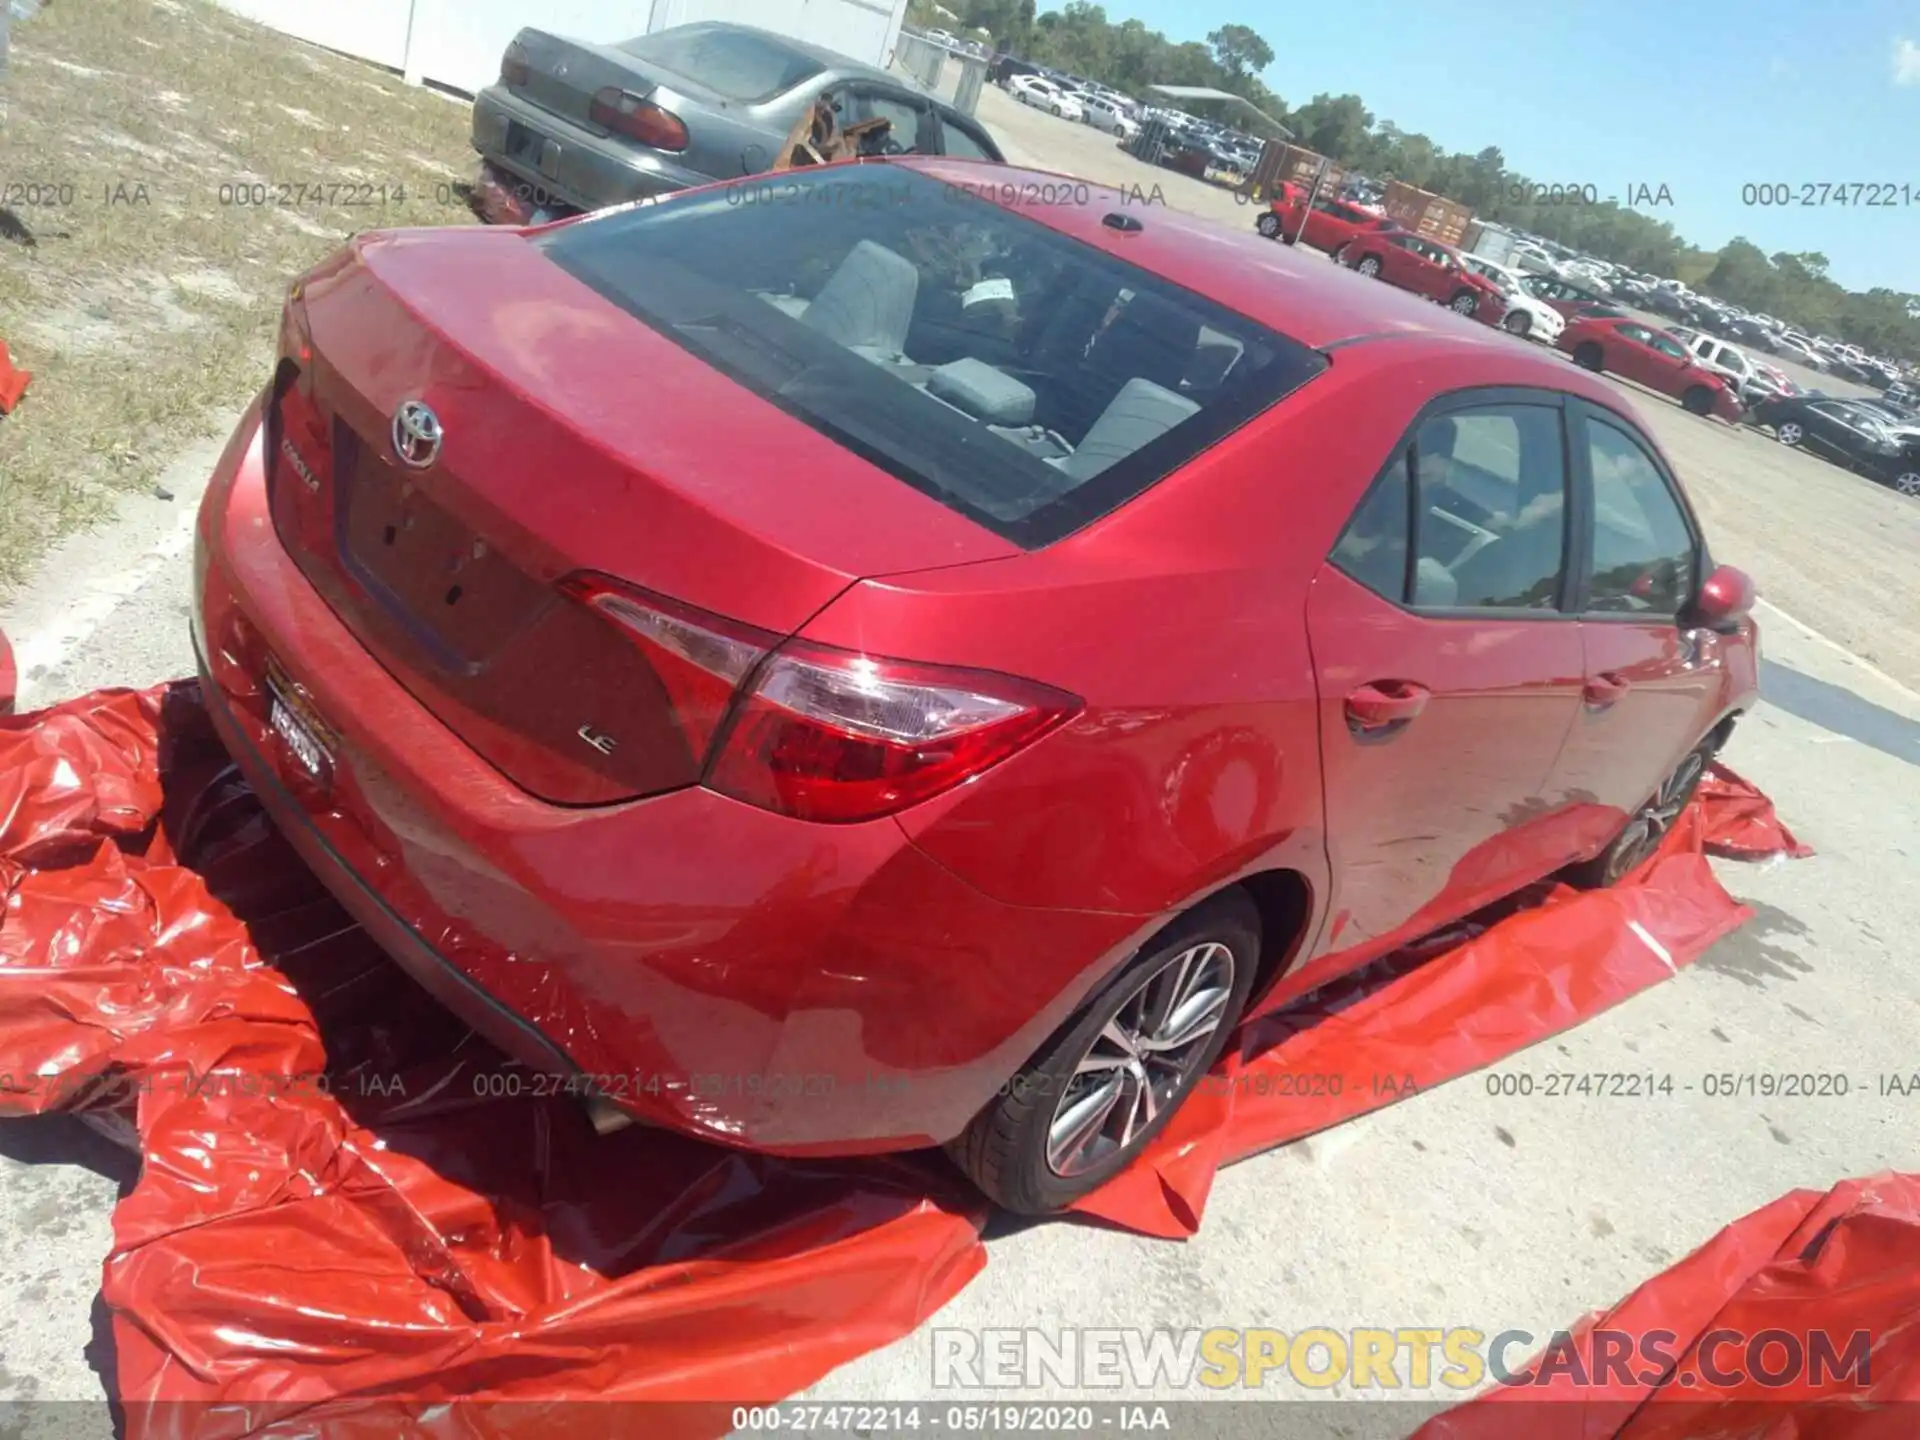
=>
[470,84,715,212]
[193,399,1143,1154]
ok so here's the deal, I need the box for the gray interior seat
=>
[1047,377,1200,483]
[801,239,920,363]
[1186,328,1244,388]
[1449,502,1565,608]
[1412,556,1459,607]
[926,358,1036,426]
[757,292,813,320]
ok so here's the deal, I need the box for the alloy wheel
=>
[1045,941,1236,1177]
[1777,422,1803,445]
[1451,293,1477,315]
[1610,751,1707,878]
[1895,472,1920,497]
[1356,256,1381,278]
[1504,312,1531,336]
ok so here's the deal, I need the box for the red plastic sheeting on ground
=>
[0,685,1808,1433]
[0,685,987,1439]
[1073,762,1805,1238]
[1413,1171,1920,1439]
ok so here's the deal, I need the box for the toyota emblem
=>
[391,400,443,469]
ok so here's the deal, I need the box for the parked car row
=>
[1256,196,1571,344]
[1462,228,1917,395]
[1749,395,1920,498]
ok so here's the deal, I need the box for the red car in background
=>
[1557,315,1745,422]
[1256,188,1401,255]
[1341,230,1509,325]
[193,157,1757,1214]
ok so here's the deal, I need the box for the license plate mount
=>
[265,662,337,790]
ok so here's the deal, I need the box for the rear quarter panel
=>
[799,353,1483,928]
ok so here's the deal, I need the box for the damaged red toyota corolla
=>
[192,157,1758,1214]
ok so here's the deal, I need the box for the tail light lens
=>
[589,88,689,151]
[562,574,1079,824]
[710,643,1079,824]
[267,286,326,502]
[501,42,531,88]
[563,575,779,759]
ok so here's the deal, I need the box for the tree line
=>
[909,0,1920,363]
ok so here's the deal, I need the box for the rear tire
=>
[1255,211,1282,239]
[1894,472,1920,498]
[1682,386,1715,417]
[1572,342,1604,372]
[1566,741,1714,889]
[950,891,1260,1215]
[1449,290,1479,316]
[1354,254,1382,278]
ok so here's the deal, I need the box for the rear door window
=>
[536,166,1326,548]
[1329,403,1570,613]
[1581,418,1698,617]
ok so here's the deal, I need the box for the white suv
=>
[1675,332,1767,404]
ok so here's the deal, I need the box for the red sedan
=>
[1255,189,1399,254]
[193,158,1757,1214]
[1340,230,1509,325]
[1556,315,1746,422]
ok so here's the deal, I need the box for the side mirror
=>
[1691,564,1755,633]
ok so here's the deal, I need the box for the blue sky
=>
[1114,0,1920,294]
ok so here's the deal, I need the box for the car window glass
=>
[616,26,823,103]
[1584,419,1696,617]
[1618,324,1652,344]
[856,92,926,154]
[1648,334,1686,359]
[939,117,997,161]
[536,166,1325,548]
[1329,452,1411,601]
[1411,406,1568,611]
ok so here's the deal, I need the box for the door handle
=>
[1584,671,1631,706]
[1346,680,1431,733]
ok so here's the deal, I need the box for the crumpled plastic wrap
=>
[1413,1171,1920,1439]
[1073,762,1806,1237]
[1,684,1812,1431]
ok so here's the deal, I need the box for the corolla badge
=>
[391,400,443,469]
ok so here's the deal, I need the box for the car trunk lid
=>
[502,28,664,132]
[266,225,1017,806]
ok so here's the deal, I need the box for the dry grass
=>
[0,0,480,588]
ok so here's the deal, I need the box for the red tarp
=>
[0,681,1821,1434]
[1414,1171,1920,1438]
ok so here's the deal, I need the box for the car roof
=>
[882,159,1637,395]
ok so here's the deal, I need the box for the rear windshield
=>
[615,25,823,103]
[534,166,1326,547]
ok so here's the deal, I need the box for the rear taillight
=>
[501,42,531,88]
[563,575,779,759]
[279,281,313,372]
[588,88,689,151]
[709,643,1079,824]
[268,286,326,499]
[563,575,1079,824]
